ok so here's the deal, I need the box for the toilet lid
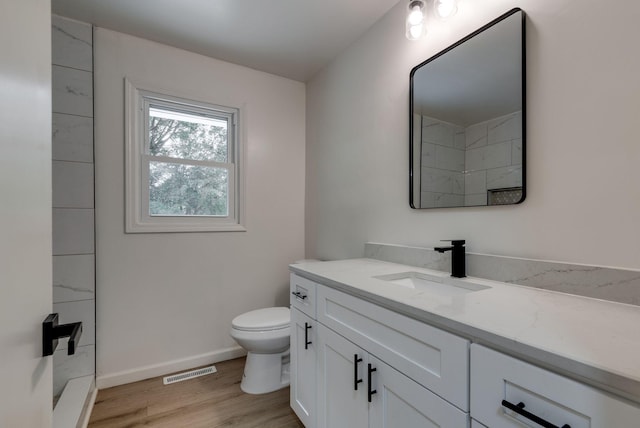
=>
[232,307,290,331]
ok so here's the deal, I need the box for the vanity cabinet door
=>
[316,324,368,428]
[317,285,469,411]
[291,308,316,428]
[368,355,469,428]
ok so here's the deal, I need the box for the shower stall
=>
[51,14,96,427]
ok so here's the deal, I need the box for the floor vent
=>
[163,365,217,385]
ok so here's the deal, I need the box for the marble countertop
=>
[290,258,640,403]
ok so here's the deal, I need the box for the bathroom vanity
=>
[289,259,640,427]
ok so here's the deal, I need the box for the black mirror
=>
[410,8,526,209]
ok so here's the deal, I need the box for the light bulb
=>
[434,0,458,20]
[408,5,424,25]
[408,24,424,40]
[406,0,426,40]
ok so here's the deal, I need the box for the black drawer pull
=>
[353,354,363,390]
[291,291,307,300]
[501,400,571,428]
[304,322,312,350]
[367,364,377,402]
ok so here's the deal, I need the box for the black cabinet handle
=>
[304,322,312,350]
[501,400,571,428]
[42,313,83,356]
[353,354,363,390]
[291,291,308,300]
[367,363,377,402]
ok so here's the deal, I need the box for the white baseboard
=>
[96,346,246,389]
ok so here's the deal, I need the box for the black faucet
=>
[433,240,466,278]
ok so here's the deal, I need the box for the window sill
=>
[125,221,247,234]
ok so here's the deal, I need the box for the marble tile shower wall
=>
[419,112,522,208]
[51,15,95,397]
[420,117,466,208]
[464,111,522,206]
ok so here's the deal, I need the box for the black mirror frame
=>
[409,8,526,209]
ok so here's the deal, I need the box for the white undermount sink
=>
[373,271,490,297]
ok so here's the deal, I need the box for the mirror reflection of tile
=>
[419,111,522,208]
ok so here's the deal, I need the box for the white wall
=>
[94,28,305,385]
[306,0,640,270]
[0,0,52,425]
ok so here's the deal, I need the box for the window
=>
[125,80,244,232]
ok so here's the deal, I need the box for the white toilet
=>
[230,306,291,394]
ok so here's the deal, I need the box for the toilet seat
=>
[232,307,290,331]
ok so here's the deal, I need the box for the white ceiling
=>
[52,0,401,82]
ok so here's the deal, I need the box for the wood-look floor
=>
[88,357,304,428]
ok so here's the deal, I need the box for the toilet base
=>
[240,349,290,394]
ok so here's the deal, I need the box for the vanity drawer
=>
[471,344,640,427]
[317,285,470,411]
[290,273,317,318]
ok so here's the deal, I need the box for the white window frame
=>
[125,79,245,233]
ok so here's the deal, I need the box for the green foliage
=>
[148,116,229,216]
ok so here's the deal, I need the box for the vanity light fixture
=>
[406,0,459,40]
[434,0,458,20]
[406,0,427,40]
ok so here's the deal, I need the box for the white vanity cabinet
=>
[290,261,640,428]
[290,273,470,428]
